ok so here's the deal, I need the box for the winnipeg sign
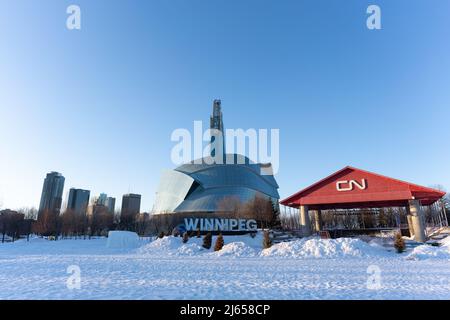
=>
[184,218,258,232]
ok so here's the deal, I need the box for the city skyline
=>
[1,1,450,211]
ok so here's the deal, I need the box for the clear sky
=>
[1,0,449,211]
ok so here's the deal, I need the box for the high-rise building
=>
[121,194,141,217]
[96,193,108,206]
[38,172,65,217]
[87,203,108,217]
[105,197,116,214]
[67,188,90,215]
[210,99,225,159]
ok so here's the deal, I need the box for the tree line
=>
[0,209,35,243]
[0,193,281,241]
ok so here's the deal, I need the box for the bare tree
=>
[216,196,243,218]
[361,209,376,229]
[0,210,25,242]
[16,207,37,241]
[34,210,59,237]
[135,213,150,236]
[9,212,24,241]
[0,211,8,243]
[378,208,389,228]
[443,193,450,211]
[61,209,77,238]
[242,194,277,228]
[75,213,89,238]
[21,207,38,220]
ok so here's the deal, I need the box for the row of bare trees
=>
[35,209,115,238]
[280,203,450,231]
[1,193,280,240]
[444,194,450,220]
[320,208,402,230]
[0,210,33,242]
[279,207,403,231]
[133,194,281,235]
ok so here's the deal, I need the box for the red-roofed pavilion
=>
[280,166,446,242]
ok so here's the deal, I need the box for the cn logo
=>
[336,179,367,192]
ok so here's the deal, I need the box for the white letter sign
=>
[336,179,367,192]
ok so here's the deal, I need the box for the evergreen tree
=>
[214,233,224,251]
[394,232,406,253]
[263,230,272,249]
[202,232,212,249]
[270,201,282,229]
[182,232,189,244]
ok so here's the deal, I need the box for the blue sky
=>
[0,0,449,211]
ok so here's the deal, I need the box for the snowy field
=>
[1,233,450,300]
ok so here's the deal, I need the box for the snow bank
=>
[137,234,263,257]
[261,238,390,259]
[137,236,204,256]
[406,236,450,261]
[210,242,257,257]
[440,235,450,247]
[106,231,139,249]
[406,245,450,260]
[136,235,391,259]
[138,236,259,258]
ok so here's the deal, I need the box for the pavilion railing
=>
[279,202,448,236]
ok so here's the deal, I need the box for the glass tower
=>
[38,172,65,217]
[121,194,141,217]
[67,188,90,215]
[105,197,116,214]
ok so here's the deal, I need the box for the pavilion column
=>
[299,205,312,237]
[314,210,322,232]
[405,206,415,238]
[409,199,426,243]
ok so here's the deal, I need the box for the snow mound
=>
[261,238,389,259]
[136,235,393,259]
[106,231,139,249]
[211,242,257,257]
[137,236,203,256]
[405,235,450,261]
[138,236,181,252]
[175,243,204,256]
[406,242,450,261]
[440,235,450,247]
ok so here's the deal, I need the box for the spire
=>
[210,99,223,131]
[210,99,226,160]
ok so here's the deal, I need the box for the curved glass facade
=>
[152,155,280,214]
[152,170,196,214]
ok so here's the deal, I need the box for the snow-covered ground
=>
[0,233,449,300]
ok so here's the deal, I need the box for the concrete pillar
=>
[314,210,322,232]
[405,205,415,237]
[299,205,312,237]
[409,200,426,243]
[406,214,415,237]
